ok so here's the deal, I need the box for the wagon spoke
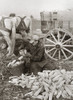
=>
[61,49,67,59]
[52,49,57,58]
[62,38,72,44]
[63,47,73,54]
[46,38,56,44]
[50,32,57,42]
[63,45,73,47]
[61,33,66,42]
[57,31,60,42]
[47,47,56,53]
[44,44,55,47]
[59,50,61,60]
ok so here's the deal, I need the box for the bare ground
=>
[0,40,73,100]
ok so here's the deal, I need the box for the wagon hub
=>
[55,42,62,50]
[55,44,60,49]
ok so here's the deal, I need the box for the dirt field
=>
[0,40,73,100]
[0,47,35,100]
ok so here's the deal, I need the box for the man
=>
[20,34,58,75]
[0,14,32,57]
[8,34,58,76]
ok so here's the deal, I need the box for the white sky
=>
[0,0,73,18]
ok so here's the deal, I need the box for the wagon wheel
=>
[44,28,73,61]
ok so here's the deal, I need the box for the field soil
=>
[0,39,73,100]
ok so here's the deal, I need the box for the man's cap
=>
[29,35,39,43]
[26,29,47,43]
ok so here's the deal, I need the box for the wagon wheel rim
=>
[44,28,73,61]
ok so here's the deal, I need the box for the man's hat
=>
[29,34,40,43]
[26,29,47,43]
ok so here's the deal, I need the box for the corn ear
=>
[34,86,43,96]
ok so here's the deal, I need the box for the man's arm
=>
[30,47,45,62]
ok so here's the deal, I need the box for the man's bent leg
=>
[30,62,42,75]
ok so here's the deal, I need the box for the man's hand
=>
[19,49,31,58]
[25,52,31,58]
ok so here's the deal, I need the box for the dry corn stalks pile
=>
[9,69,73,100]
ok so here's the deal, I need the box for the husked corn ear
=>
[49,93,53,100]
[71,81,73,84]
[56,90,62,98]
[51,72,60,79]
[57,80,65,88]
[25,92,33,97]
[65,86,73,96]
[54,90,58,95]
[34,86,43,96]
[31,85,39,90]
[44,85,49,92]
[32,95,43,100]
[61,69,66,74]
[49,71,55,76]
[62,90,68,98]
[44,93,49,100]
[28,80,34,87]
[57,77,64,83]
[66,85,73,90]
[52,74,61,82]
[43,81,50,88]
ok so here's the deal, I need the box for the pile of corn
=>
[7,56,24,67]
[9,69,73,100]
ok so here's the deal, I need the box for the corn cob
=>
[52,74,61,82]
[34,86,43,96]
[49,93,53,100]
[31,85,39,91]
[43,93,49,100]
[56,90,62,98]
[32,95,43,100]
[65,85,73,96]
[57,80,65,88]
[62,90,69,98]
[44,85,49,92]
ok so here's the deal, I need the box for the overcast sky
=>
[0,0,73,18]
